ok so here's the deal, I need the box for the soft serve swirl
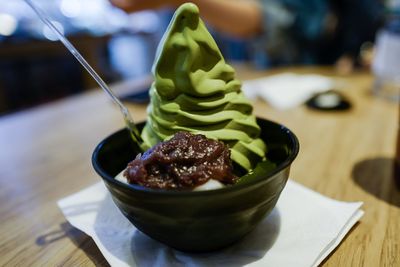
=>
[142,3,266,171]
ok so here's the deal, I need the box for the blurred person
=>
[110,0,385,73]
[110,0,263,37]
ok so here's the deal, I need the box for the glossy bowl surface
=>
[92,118,299,252]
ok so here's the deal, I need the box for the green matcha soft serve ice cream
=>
[141,3,266,171]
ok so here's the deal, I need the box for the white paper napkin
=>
[242,73,339,110]
[58,180,363,267]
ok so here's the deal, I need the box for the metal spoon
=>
[24,0,145,150]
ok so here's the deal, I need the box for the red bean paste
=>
[124,131,237,189]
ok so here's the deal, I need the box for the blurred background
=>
[0,0,165,115]
[0,0,398,115]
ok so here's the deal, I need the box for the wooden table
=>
[1,66,398,266]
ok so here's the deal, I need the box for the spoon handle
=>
[24,0,144,148]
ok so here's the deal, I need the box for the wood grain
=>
[0,66,398,266]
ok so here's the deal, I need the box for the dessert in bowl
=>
[92,3,299,252]
[92,119,298,252]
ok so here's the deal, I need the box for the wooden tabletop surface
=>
[0,66,398,266]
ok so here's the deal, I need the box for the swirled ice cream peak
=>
[142,3,266,171]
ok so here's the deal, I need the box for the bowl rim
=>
[92,118,299,197]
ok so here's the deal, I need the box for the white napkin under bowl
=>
[58,180,363,267]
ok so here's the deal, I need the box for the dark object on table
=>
[92,118,299,252]
[306,90,351,111]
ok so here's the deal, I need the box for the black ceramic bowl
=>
[92,118,299,252]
